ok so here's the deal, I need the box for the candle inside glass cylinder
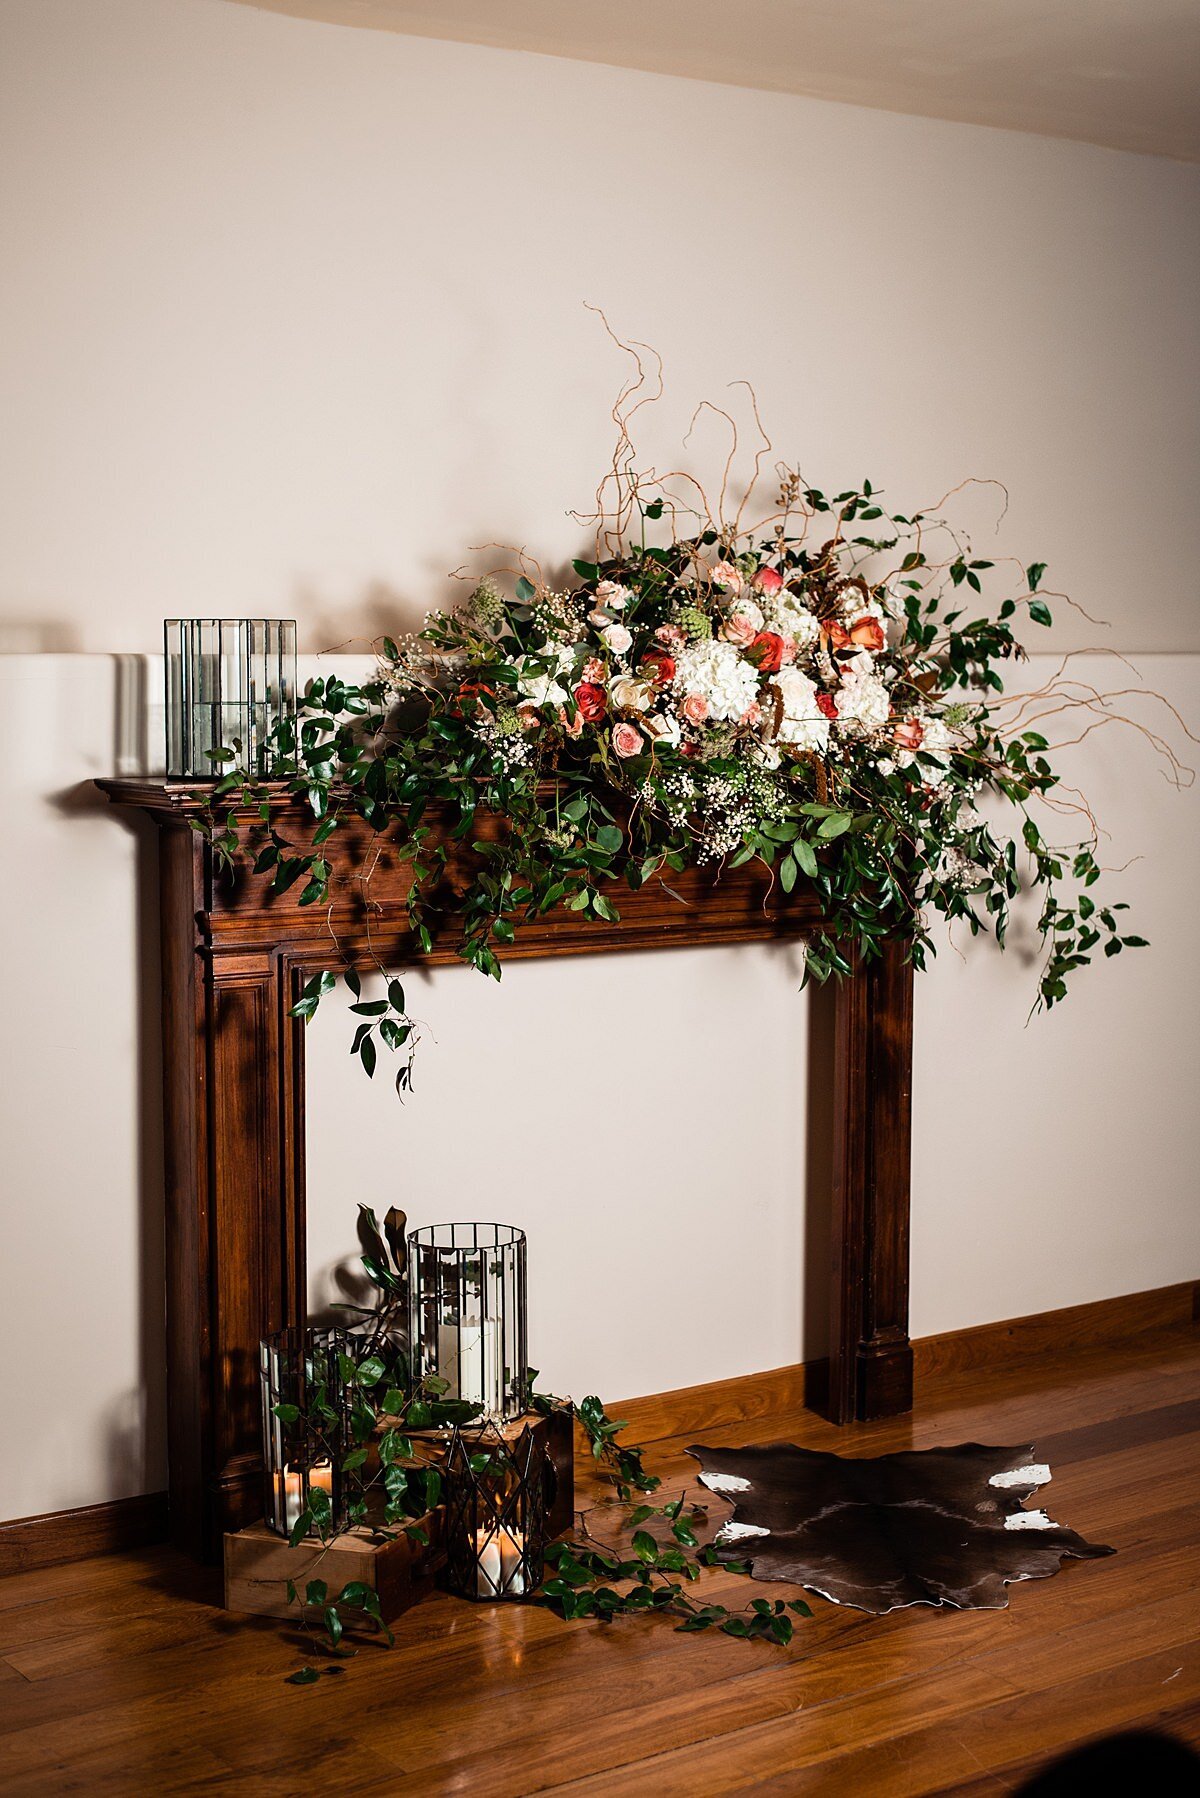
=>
[438,1314,504,1414]
[276,1469,304,1532]
[474,1525,525,1598]
[308,1462,333,1498]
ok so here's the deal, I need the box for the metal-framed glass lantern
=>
[259,1326,350,1538]
[443,1421,548,1601]
[164,617,297,778]
[408,1222,527,1421]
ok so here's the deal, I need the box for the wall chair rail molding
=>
[97,777,915,1560]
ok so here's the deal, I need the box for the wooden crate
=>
[225,1406,575,1622]
[224,1514,443,1623]
[405,1405,576,1540]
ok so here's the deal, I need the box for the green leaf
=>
[360,1036,377,1079]
[515,576,536,601]
[817,812,852,840]
[1027,561,1047,591]
[286,1666,320,1686]
[1028,600,1053,627]
[792,838,819,878]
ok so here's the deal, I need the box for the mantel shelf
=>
[96,777,825,964]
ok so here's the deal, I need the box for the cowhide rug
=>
[687,1440,1113,1614]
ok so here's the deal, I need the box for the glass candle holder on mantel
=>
[259,1326,350,1539]
[443,1420,548,1602]
[408,1223,527,1423]
[164,617,297,779]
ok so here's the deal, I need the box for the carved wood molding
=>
[98,778,914,1559]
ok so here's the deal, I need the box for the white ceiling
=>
[224,0,1200,161]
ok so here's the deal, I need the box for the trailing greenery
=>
[276,1213,813,1682]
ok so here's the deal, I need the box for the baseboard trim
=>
[613,1278,1199,1444]
[911,1278,1200,1382]
[5,1280,1196,1570]
[0,1490,169,1578]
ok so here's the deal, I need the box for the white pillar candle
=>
[474,1525,526,1598]
[276,1468,304,1532]
[475,1528,503,1598]
[499,1525,526,1597]
[438,1315,504,1413]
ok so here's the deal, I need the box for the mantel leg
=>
[160,826,309,1559]
[829,940,915,1424]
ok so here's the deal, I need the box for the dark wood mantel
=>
[99,778,914,1560]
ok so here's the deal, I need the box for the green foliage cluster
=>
[196,477,1143,1092]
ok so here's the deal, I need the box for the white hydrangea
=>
[767,591,821,650]
[515,644,577,707]
[770,668,831,754]
[835,671,891,733]
[917,715,956,787]
[673,638,761,723]
[838,592,886,627]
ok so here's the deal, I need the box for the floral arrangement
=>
[202,342,1158,1087]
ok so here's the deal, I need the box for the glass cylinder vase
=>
[259,1326,350,1539]
[443,1420,547,1601]
[408,1223,527,1422]
[164,617,297,778]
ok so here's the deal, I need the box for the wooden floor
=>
[1,1333,1198,1795]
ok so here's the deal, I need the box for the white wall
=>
[1,0,1197,1517]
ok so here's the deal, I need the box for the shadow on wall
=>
[0,621,82,653]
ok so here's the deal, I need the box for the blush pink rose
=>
[655,623,687,647]
[559,706,585,739]
[754,566,783,594]
[712,560,743,594]
[681,692,709,727]
[581,657,605,684]
[612,721,644,758]
[778,633,797,665]
[740,701,762,727]
[722,612,759,648]
[894,718,924,751]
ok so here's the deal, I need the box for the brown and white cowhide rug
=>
[686,1440,1113,1614]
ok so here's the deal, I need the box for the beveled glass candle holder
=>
[164,617,296,778]
[408,1223,527,1422]
[443,1420,547,1602]
[259,1326,350,1539]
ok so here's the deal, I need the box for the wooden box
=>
[223,1514,443,1623]
[224,1406,575,1622]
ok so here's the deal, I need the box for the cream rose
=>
[609,674,653,713]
